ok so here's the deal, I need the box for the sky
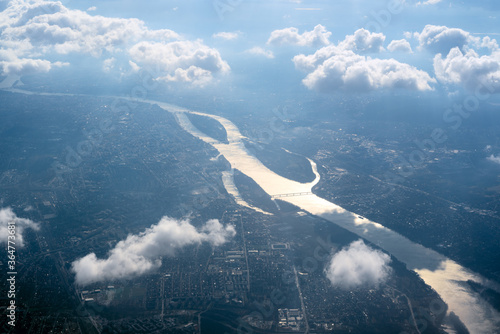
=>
[0,0,499,98]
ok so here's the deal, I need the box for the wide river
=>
[6,89,500,333]
[152,100,500,334]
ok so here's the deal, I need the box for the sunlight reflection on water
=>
[168,103,500,334]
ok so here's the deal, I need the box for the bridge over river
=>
[271,192,313,199]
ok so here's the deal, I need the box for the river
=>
[5,88,500,333]
[165,103,500,334]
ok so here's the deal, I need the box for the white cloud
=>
[87,6,96,12]
[480,36,499,51]
[162,66,213,86]
[213,31,239,40]
[0,1,179,56]
[325,239,391,289]
[267,24,331,47]
[387,39,413,53]
[129,40,230,85]
[417,0,443,6]
[0,0,228,85]
[287,27,443,93]
[102,57,115,73]
[0,207,39,247]
[338,28,386,53]
[72,217,236,286]
[294,48,435,93]
[433,47,500,92]
[487,154,500,165]
[414,25,470,55]
[128,60,140,73]
[0,54,67,76]
[245,46,275,59]
[409,25,500,92]
[293,44,344,72]
[292,29,434,93]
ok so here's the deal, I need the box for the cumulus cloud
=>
[213,31,239,40]
[387,39,413,53]
[245,46,274,59]
[267,24,331,47]
[415,25,470,55]
[0,1,179,56]
[128,40,229,85]
[338,28,386,53]
[161,66,213,85]
[325,240,391,289]
[293,45,341,72]
[487,154,500,165]
[480,36,499,51]
[0,0,228,85]
[409,25,500,92]
[0,207,39,247]
[71,217,236,286]
[294,48,435,92]
[290,28,435,93]
[433,47,500,92]
[0,55,67,76]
